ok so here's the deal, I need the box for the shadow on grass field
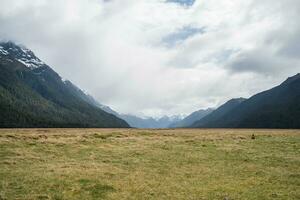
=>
[0,129,299,200]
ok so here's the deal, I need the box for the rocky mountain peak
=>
[0,41,45,69]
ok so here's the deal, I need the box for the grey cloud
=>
[166,0,196,6]
[162,26,206,47]
[225,0,300,76]
[227,49,285,74]
[274,27,300,59]
[0,0,299,117]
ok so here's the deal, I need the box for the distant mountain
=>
[68,86,120,117]
[120,114,183,128]
[0,41,129,128]
[191,98,246,127]
[192,74,300,128]
[65,84,183,128]
[169,108,214,128]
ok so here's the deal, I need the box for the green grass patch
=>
[0,129,299,199]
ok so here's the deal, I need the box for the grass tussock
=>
[0,128,299,200]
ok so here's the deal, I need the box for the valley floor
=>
[0,128,299,200]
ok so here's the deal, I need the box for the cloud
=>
[0,0,299,117]
[162,26,206,47]
[166,0,196,6]
[225,0,300,75]
[227,48,300,75]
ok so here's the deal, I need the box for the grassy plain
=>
[0,128,299,200]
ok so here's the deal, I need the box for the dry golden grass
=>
[0,128,299,200]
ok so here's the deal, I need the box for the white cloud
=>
[0,0,299,117]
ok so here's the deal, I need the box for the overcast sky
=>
[1,0,300,117]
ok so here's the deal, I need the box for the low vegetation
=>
[0,129,299,199]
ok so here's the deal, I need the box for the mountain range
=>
[0,41,299,129]
[0,42,129,128]
[169,108,214,128]
[190,75,300,128]
[89,104,183,128]
[119,114,183,128]
[191,98,246,128]
[65,88,183,128]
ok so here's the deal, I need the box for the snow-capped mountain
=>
[0,41,45,69]
[109,114,184,129]
[0,41,129,128]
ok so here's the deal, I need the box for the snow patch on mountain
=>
[0,46,9,56]
[16,57,45,69]
[0,42,45,69]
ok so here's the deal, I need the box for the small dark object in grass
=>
[251,134,256,140]
[271,193,278,197]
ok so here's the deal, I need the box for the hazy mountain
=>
[192,74,300,128]
[169,108,214,128]
[120,114,183,128]
[0,41,129,128]
[191,98,246,128]
[53,77,183,129]
[68,86,120,117]
[85,102,184,128]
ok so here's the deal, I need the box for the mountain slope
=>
[192,74,300,128]
[0,41,129,128]
[169,108,213,128]
[191,98,246,128]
